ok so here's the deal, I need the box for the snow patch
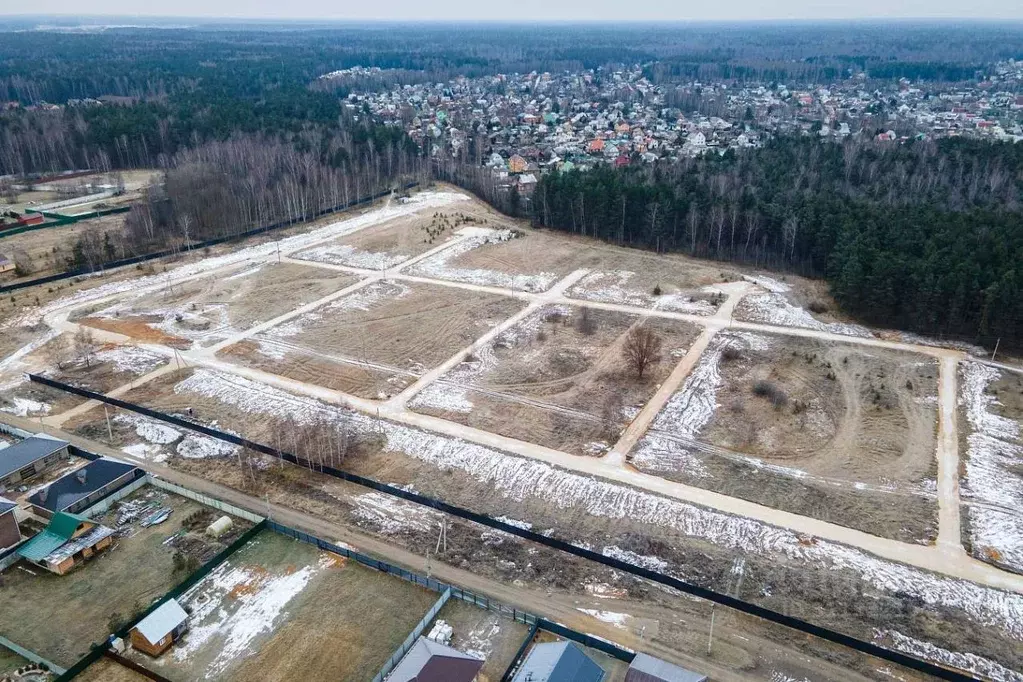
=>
[959,362,1023,572]
[410,229,557,292]
[293,243,410,270]
[577,608,631,629]
[879,630,1023,682]
[738,292,872,338]
[0,396,51,418]
[569,270,717,315]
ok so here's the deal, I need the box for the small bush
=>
[752,380,788,409]
[807,300,829,314]
[575,308,597,335]
[652,284,662,296]
[721,346,743,362]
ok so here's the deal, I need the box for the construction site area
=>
[1,184,1022,682]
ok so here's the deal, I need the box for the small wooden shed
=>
[130,599,189,657]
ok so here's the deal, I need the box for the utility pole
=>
[104,405,113,442]
[992,337,1001,363]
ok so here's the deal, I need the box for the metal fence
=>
[78,474,153,519]
[150,478,265,524]
[0,635,66,676]
[371,588,452,682]
[29,374,982,682]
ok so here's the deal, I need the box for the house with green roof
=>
[17,511,115,575]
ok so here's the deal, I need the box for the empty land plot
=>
[958,362,1023,573]
[629,331,941,542]
[0,488,235,667]
[291,210,459,270]
[77,658,150,682]
[735,272,872,337]
[427,599,531,682]
[74,262,355,349]
[246,279,524,374]
[567,257,740,315]
[219,338,413,400]
[411,305,700,455]
[146,530,438,682]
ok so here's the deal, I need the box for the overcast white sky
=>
[5,0,1022,21]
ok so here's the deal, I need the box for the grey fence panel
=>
[0,635,67,676]
[78,474,153,518]
[149,478,265,523]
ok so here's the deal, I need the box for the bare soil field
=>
[253,279,524,374]
[629,331,940,541]
[292,210,463,269]
[0,487,239,667]
[73,262,355,349]
[220,339,413,400]
[428,599,532,682]
[958,362,1023,573]
[411,306,701,455]
[141,530,438,682]
[77,658,149,681]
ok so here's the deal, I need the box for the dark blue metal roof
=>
[27,458,139,513]
[512,641,605,682]
[0,436,68,480]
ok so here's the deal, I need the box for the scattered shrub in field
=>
[721,345,743,362]
[575,307,597,335]
[652,284,662,296]
[752,380,788,409]
[808,299,829,314]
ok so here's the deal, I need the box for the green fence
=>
[55,519,267,681]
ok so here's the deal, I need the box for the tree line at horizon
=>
[528,137,1023,348]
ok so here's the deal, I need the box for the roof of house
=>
[28,458,139,513]
[626,653,707,682]
[0,495,15,516]
[388,637,484,682]
[0,435,68,480]
[17,511,91,562]
[134,599,189,645]
[512,641,605,682]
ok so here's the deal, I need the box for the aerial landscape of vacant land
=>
[2,185,1022,682]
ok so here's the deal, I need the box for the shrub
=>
[575,308,597,335]
[752,380,788,409]
[721,346,743,362]
[652,284,662,296]
[807,300,829,314]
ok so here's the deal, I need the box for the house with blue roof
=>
[512,641,605,682]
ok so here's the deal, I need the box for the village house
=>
[27,458,143,519]
[0,496,21,550]
[0,435,71,491]
[16,511,116,575]
[388,636,484,682]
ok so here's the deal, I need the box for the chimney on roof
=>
[38,487,48,502]
[76,468,87,485]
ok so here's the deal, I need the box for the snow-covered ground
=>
[959,362,1023,573]
[878,630,1023,682]
[0,396,51,418]
[631,332,767,476]
[92,345,167,375]
[169,367,1023,646]
[569,270,717,315]
[114,410,239,462]
[738,291,872,338]
[577,608,631,629]
[351,490,441,534]
[174,548,325,678]
[409,304,569,414]
[293,243,411,271]
[409,228,558,292]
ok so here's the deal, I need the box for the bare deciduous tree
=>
[622,326,662,380]
[73,327,97,368]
